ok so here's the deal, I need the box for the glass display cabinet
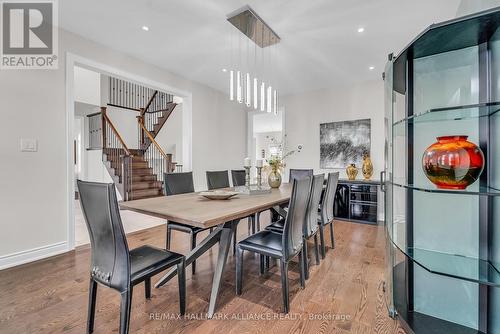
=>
[383,7,500,334]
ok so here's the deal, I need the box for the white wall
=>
[283,80,384,180]
[456,0,500,16]
[0,28,246,269]
[74,66,100,105]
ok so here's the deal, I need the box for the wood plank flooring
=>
[0,216,406,333]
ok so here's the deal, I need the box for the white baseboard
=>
[0,241,69,271]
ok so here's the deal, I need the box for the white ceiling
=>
[60,0,461,95]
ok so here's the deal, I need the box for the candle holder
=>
[256,166,263,188]
[244,166,251,188]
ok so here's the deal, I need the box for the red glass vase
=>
[422,136,484,190]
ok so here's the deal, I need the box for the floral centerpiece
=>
[265,135,302,188]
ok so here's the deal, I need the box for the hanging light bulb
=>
[273,90,278,115]
[229,70,234,101]
[236,71,242,103]
[267,86,272,113]
[245,73,251,107]
[253,78,258,109]
[260,82,265,111]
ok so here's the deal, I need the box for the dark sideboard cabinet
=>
[334,179,380,224]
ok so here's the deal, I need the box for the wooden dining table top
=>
[120,183,292,229]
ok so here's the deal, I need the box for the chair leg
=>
[190,232,197,275]
[119,288,132,334]
[144,277,151,299]
[265,256,270,271]
[302,241,309,280]
[233,223,238,256]
[166,224,171,250]
[280,260,290,313]
[247,217,252,235]
[236,246,244,295]
[319,224,326,259]
[259,254,265,275]
[329,223,335,249]
[177,259,186,315]
[313,233,320,265]
[298,249,306,288]
[87,279,97,334]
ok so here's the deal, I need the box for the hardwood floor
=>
[0,216,406,334]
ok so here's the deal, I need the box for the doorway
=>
[66,54,193,249]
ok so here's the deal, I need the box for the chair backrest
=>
[206,170,230,190]
[77,180,130,292]
[321,172,339,225]
[305,174,325,238]
[282,177,312,260]
[231,170,246,187]
[164,172,195,196]
[289,169,313,182]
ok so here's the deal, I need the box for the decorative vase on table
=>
[362,154,374,180]
[422,135,484,190]
[268,168,282,188]
[346,164,358,180]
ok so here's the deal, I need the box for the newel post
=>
[122,155,132,201]
[101,107,107,149]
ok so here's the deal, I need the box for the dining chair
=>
[266,174,324,279]
[231,169,260,235]
[318,172,340,258]
[206,170,241,254]
[236,177,311,313]
[77,180,186,334]
[164,172,211,275]
[271,168,314,218]
[231,169,246,187]
[289,168,313,182]
[206,170,230,190]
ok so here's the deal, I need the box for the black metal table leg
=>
[155,226,223,288]
[207,221,236,318]
[154,221,237,319]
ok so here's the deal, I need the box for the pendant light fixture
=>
[226,5,281,113]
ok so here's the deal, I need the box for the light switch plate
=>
[20,138,38,152]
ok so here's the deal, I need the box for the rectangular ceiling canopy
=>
[227,5,280,48]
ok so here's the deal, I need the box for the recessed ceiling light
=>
[369,66,375,70]
[357,27,365,33]
[222,68,227,72]
[142,26,149,31]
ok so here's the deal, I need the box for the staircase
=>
[103,148,164,200]
[85,78,180,201]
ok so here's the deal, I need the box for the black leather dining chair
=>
[206,170,230,190]
[236,177,311,313]
[231,169,260,235]
[270,168,314,219]
[266,174,324,279]
[164,172,211,275]
[289,168,313,182]
[318,172,339,258]
[231,169,246,187]
[77,180,186,334]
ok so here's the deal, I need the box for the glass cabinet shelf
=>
[391,181,500,196]
[393,101,500,126]
[391,243,500,287]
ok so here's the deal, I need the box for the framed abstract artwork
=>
[320,118,371,168]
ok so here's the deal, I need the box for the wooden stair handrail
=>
[141,90,158,116]
[101,107,132,156]
[137,118,172,161]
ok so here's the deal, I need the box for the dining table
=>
[120,183,292,318]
